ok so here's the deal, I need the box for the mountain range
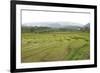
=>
[22,22,84,28]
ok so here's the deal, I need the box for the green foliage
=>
[21,26,90,33]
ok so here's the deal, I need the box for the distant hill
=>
[22,22,84,28]
[22,22,90,33]
[84,23,90,29]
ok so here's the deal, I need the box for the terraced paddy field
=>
[21,31,90,63]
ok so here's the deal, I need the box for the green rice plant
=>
[21,31,90,62]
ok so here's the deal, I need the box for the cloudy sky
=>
[22,10,90,26]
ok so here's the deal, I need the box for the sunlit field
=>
[21,31,90,63]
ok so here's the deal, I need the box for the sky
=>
[22,10,90,26]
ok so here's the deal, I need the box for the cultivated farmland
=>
[21,31,90,63]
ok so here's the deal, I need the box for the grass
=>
[21,31,90,63]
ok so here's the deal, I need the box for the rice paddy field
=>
[21,31,90,63]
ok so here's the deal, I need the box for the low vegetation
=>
[21,26,90,62]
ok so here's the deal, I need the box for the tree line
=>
[22,23,90,33]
